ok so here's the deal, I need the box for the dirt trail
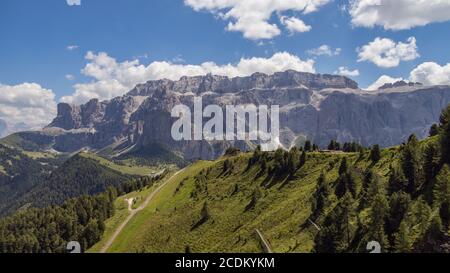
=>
[99,169,183,253]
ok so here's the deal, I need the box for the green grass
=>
[23,151,56,160]
[89,146,401,253]
[87,182,164,253]
[79,152,162,176]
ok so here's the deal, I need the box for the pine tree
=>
[304,140,312,152]
[338,157,348,176]
[287,147,300,174]
[429,123,439,137]
[370,145,381,163]
[423,142,440,187]
[394,220,414,253]
[434,165,450,228]
[313,144,319,151]
[368,193,389,249]
[312,172,331,219]
[387,192,411,236]
[415,198,432,237]
[422,215,444,251]
[328,140,341,151]
[339,193,357,251]
[401,135,424,195]
[299,151,307,168]
[440,104,450,164]
[388,164,408,194]
[315,193,356,253]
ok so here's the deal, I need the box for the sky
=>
[1,0,450,131]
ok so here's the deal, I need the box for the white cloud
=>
[0,83,57,130]
[66,0,81,6]
[367,61,450,90]
[307,45,341,57]
[349,0,450,30]
[409,62,450,86]
[357,37,419,68]
[366,75,404,90]
[335,66,360,77]
[61,51,315,104]
[66,45,79,51]
[280,16,311,34]
[65,74,75,81]
[184,0,331,40]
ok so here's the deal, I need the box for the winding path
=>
[99,169,183,253]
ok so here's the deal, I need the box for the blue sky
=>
[1,0,450,130]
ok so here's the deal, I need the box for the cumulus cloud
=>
[307,45,341,57]
[409,62,450,86]
[65,74,75,81]
[280,16,311,34]
[367,61,450,90]
[366,75,404,90]
[349,0,450,30]
[357,37,419,68]
[0,83,57,130]
[335,66,360,77]
[61,51,315,104]
[66,0,81,6]
[184,0,330,40]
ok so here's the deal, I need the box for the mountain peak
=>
[379,80,423,90]
[128,70,359,97]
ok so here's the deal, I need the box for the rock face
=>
[0,119,7,138]
[12,70,450,161]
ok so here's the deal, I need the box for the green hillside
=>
[91,103,450,254]
[2,106,450,253]
[92,150,375,252]
[0,144,60,216]
[17,154,139,208]
[92,134,449,253]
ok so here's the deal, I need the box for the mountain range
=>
[3,70,450,163]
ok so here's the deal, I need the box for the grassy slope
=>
[78,152,163,177]
[92,144,402,253]
[88,176,175,252]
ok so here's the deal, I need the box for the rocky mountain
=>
[3,70,450,162]
[0,119,7,138]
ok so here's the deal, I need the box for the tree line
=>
[0,174,161,253]
[312,105,450,253]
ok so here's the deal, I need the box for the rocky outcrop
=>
[8,71,450,161]
[0,119,7,138]
[379,80,423,90]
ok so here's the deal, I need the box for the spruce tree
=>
[287,147,300,174]
[387,192,411,236]
[312,172,331,219]
[434,165,450,228]
[368,192,389,249]
[338,157,348,176]
[304,140,312,152]
[370,145,381,163]
[388,164,408,194]
[429,123,439,137]
[439,104,450,164]
[415,198,432,237]
[401,135,424,195]
[423,142,441,187]
[299,151,307,168]
[394,220,414,253]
